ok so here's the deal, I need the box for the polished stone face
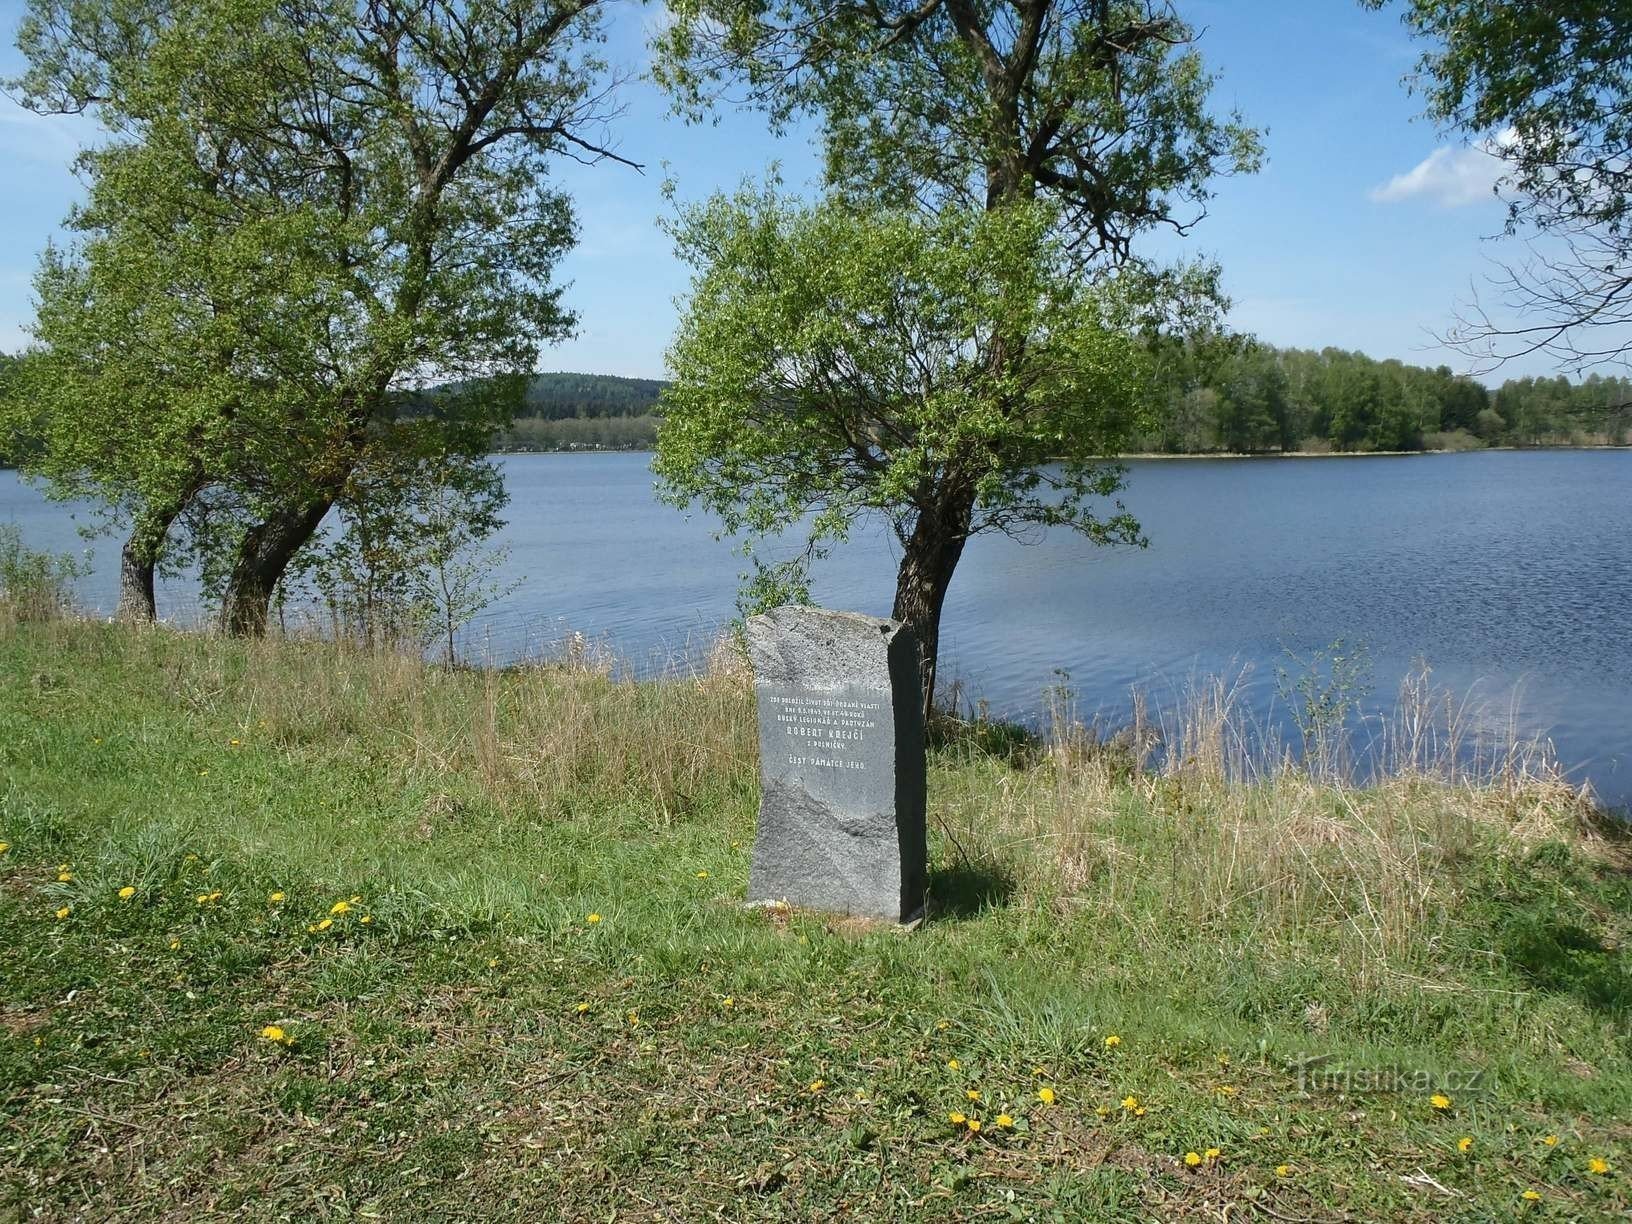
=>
[745,606,926,922]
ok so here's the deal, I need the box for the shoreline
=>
[489,442,1632,459]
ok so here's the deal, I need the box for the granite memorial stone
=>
[745,605,927,923]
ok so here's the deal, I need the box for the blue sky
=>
[0,0,1560,383]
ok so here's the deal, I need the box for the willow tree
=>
[652,0,1259,714]
[11,0,627,632]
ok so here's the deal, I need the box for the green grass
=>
[1,620,1629,1220]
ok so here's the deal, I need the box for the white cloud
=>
[1369,129,1515,208]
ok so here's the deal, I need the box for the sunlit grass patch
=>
[0,620,1627,1219]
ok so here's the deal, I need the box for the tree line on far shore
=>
[10,353,1628,467]
[462,354,1632,456]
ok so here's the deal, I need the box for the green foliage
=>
[654,0,1260,708]
[655,0,1261,251]
[7,0,613,626]
[295,453,514,658]
[520,373,667,421]
[1140,342,1632,453]
[411,481,523,665]
[1275,639,1375,778]
[656,190,1154,565]
[0,525,86,622]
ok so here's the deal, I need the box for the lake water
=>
[4,449,1630,807]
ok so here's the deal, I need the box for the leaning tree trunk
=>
[219,497,334,637]
[115,497,189,623]
[891,487,977,725]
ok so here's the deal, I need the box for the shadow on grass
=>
[928,859,1016,921]
[1488,836,1632,1019]
[1500,912,1632,1018]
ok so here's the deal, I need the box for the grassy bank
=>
[1,620,1629,1220]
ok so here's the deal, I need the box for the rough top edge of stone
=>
[747,605,905,641]
[745,605,912,691]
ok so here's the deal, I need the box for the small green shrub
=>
[0,524,85,622]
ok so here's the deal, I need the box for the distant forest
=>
[5,352,1629,468]
[494,350,1632,454]
[498,372,663,452]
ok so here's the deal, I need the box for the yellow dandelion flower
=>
[1522,1189,1541,1202]
[196,892,211,904]
[1184,1152,1201,1167]
[54,905,71,920]
[229,738,241,746]
[966,1118,982,1133]
[721,996,734,1008]
[1430,1093,1451,1110]
[308,918,333,932]
[1205,1147,1221,1161]
[996,1114,1014,1129]
[358,915,372,924]
[1095,1105,1110,1117]
[586,913,602,924]
[487,957,500,968]
[627,1010,639,1027]
[1542,1134,1559,1146]
[0,842,8,853]
[1587,1157,1610,1175]
[57,871,72,883]
[259,1025,287,1044]
[117,886,136,900]
[1275,1164,1292,1178]
[1134,1106,1147,1116]
[329,900,351,915]
[1215,1084,1237,1097]
[1121,1095,1139,1111]
[168,937,181,950]
[936,1020,950,1031]
[1104,1034,1121,1048]
[948,1111,966,1125]
[269,892,286,904]
[1038,1087,1056,1105]
[808,1079,825,1094]
[575,1002,591,1013]
[965,1090,981,1102]
[1458,1137,1473,1153]
[946,1058,960,1071]
[695,870,709,878]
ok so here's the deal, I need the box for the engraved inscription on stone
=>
[767,691,881,770]
[745,606,927,923]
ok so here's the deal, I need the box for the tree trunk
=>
[219,497,334,637]
[891,487,977,725]
[115,498,188,624]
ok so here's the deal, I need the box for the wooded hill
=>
[490,353,1632,454]
[5,355,1628,464]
